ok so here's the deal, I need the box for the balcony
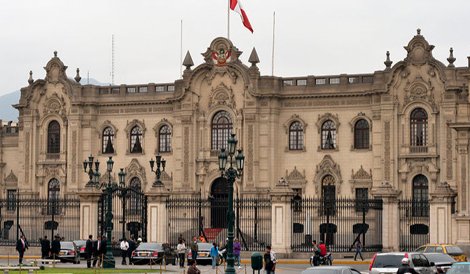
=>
[410,146,428,153]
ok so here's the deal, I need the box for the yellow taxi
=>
[415,244,468,262]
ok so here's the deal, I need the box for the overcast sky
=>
[1,0,470,96]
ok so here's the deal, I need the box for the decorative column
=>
[147,187,170,242]
[429,182,456,244]
[371,181,400,252]
[78,191,101,240]
[270,181,295,256]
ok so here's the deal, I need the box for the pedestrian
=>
[99,236,107,266]
[16,235,29,265]
[354,239,364,261]
[128,237,137,265]
[187,259,201,274]
[85,235,93,268]
[210,242,219,269]
[311,240,320,266]
[190,236,199,262]
[92,235,102,267]
[264,245,277,274]
[50,235,61,260]
[178,234,185,243]
[120,237,129,265]
[233,238,242,269]
[40,236,51,263]
[176,239,187,268]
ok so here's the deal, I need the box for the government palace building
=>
[1,30,470,255]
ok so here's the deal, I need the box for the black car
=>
[57,241,80,264]
[422,253,456,273]
[130,242,176,265]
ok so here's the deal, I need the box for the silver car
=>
[369,252,436,274]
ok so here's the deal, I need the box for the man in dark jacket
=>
[16,235,29,265]
[50,235,61,259]
[396,257,419,274]
[40,236,51,262]
[85,235,93,268]
[127,237,137,264]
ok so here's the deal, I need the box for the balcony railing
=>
[410,146,428,153]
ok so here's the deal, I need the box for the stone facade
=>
[1,31,470,252]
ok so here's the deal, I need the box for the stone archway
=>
[210,177,229,228]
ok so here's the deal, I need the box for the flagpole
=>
[227,0,230,39]
[180,19,183,77]
[271,11,276,76]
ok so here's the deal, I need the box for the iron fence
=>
[291,197,383,252]
[0,194,80,246]
[399,199,430,251]
[166,196,271,251]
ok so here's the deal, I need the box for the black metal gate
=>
[399,199,430,251]
[291,197,383,252]
[98,188,147,241]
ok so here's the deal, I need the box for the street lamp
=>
[218,133,244,274]
[149,154,166,187]
[83,155,127,269]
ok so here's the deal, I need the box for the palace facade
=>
[1,30,470,254]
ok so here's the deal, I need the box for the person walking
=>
[85,235,93,268]
[92,236,102,267]
[50,235,61,260]
[190,236,199,263]
[187,259,201,274]
[40,236,51,263]
[210,242,219,269]
[264,245,277,274]
[233,238,242,268]
[127,237,137,265]
[176,239,187,268]
[16,235,28,265]
[120,238,129,265]
[354,239,364,261]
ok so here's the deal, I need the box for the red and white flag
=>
[230,0,253,33]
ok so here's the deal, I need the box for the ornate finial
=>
[182,51,194,70]
[417,28,421,35]
[447,47,456,67]
[248,47,260,67]
[75,68,82,83]
[28,70,34,85]
[54,51,58,57]
[384,51,393,69]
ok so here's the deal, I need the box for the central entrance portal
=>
[210,177,229,228]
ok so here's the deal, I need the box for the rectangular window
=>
[329,78,340,84]
[362,76,374,83]
[348,77,359,84]
[127,87,136,93]
[355,188,369,212]
[112,87,120,94]
[167,85,175,92]
[156,86,165,92]
[7,190,16,211]
[283,80,294,86]
[315,78,326,85]
[297,79,307,86]
[138,86,148,93]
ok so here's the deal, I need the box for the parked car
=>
[188,242,218,266]
[57,241,80,264]
[415,244,468,262]
[301,266,362,274]
[130,242,176,265]
[421,253,455,273]
[447,262,470,273]
[73,240,87,259]
[369,252,436,274]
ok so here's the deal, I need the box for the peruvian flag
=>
[230,0,254,33]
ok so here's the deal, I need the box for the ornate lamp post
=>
[83,155,127,269]
[218,133,244,274]
[149,154,166,187]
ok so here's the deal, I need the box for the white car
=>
[369,252,436,274]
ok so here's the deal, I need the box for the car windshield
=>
[61,242,74,249]
[74,240,86,246]
[301,269,341,274]
[198,243,213,250]
[136,243,162,251]
[448,264,470,274]
[372,255,403,268]
[446,246,463,255]
[424,253,455,262]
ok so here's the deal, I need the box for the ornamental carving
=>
[126,158,148,187]
[43,93,67,118]
[314,155,342,194]
[284,166,307,188]
[283,114,308,134]
[403,76,435,105]
[316,113,340,133]
[208,83,236,110]
[404,30,435,66]
[352,166,372,180]
[4,170,18,183]
[202,37,242,66]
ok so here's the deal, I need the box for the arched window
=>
[48,178,60,215]
[102,127,115,154]
[354,119,369,149]
[410,108,428,147]
[321,120,336,149]
[47,121,60,154]
[211,111,233,150]
[129,177,142,215]
[289,121,304,150]
[159,125,172,153]
[412,174,429,217]
[321,175,336,215]
[130,126,143,153]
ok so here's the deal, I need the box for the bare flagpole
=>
[227,0,230,39]
[180,19,183,77]
[271,11,276,76]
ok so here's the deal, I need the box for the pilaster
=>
[270,182,294,256]
[371,181,400,251]
[78,191,101,239]
[429,182,456,244]
[146,187,170,242]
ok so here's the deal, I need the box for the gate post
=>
[371,182,400,252]
[147,188,170,243]
[429,182,455,244]
[78,191,101,240]
[270,181,294,256]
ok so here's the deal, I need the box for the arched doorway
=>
[210,177,229,228]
